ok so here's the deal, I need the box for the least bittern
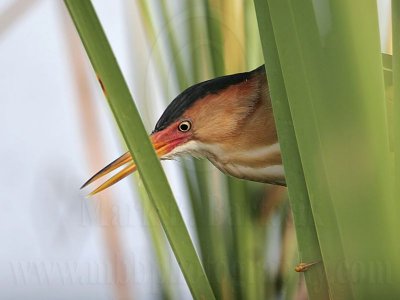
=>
[82,65,285,195]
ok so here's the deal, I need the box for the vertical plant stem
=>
[159,0,188,87]
[253,1,330,299]
[60,8,133,300]
[258,0,400,298]
[205,0,225,76]
[392,0,400,276]
[63,1,215,299]
[393,0,400,198]
[134,175,174,300]
[227,179,258,300]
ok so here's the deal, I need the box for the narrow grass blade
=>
[392,0,400,280]
[63,1,215,299]
[134,174,175,300]
[244,0,263,69]
[61,9,133,299]
[253,1,330,299]
[382,53,394,149]
[227,178,259,300]
[159,0,188,87]
[204,0,225,76]
[393,0,400,196]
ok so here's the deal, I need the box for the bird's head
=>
[82,66,268,195]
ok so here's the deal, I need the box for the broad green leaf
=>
[259,0,400,298]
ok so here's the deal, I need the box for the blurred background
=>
[0,0,393,299]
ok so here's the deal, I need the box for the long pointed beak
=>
[81,136,172,196]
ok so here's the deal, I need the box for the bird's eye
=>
[178,120,191,132]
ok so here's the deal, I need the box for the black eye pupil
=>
[179,122,190,131]
[180,124,188,131]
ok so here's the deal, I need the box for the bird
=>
[82,65,285,196]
